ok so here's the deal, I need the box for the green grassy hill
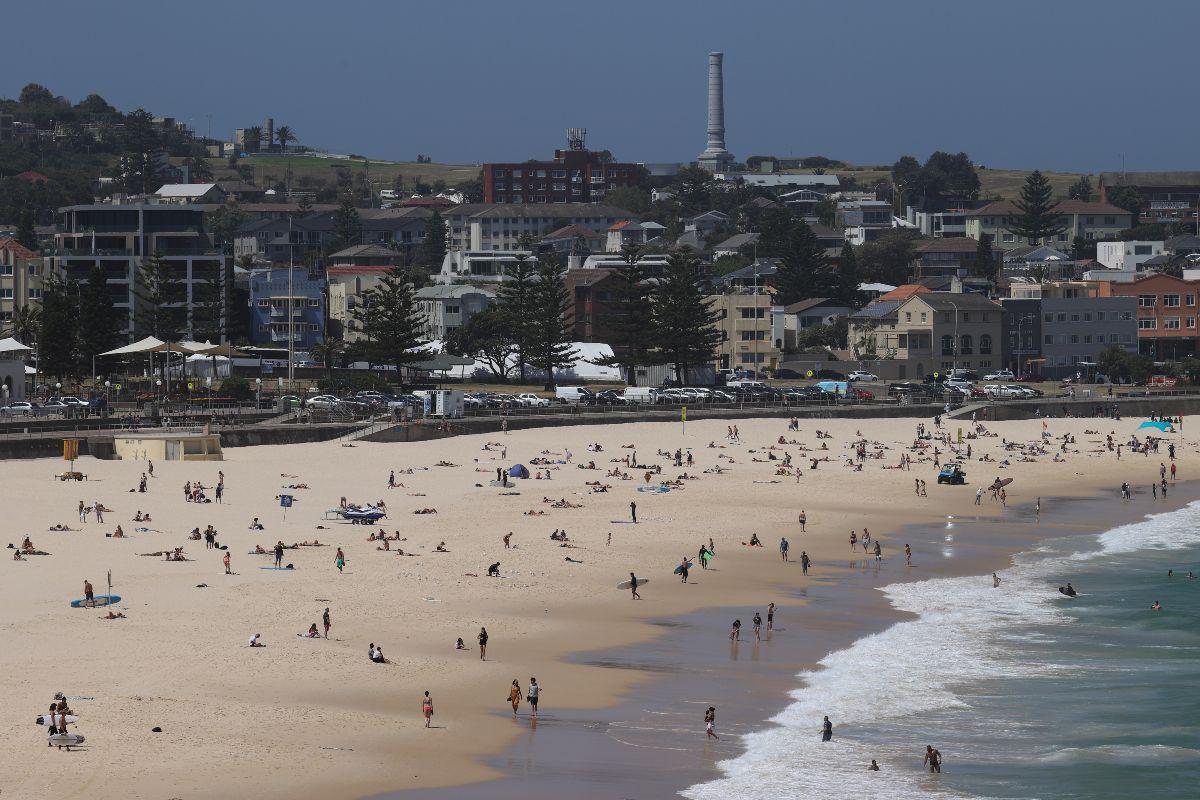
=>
[208,153,479,193]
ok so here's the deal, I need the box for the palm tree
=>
[308,337,344,383]
[275,125,296,154]
[8,303,41,345]
[242,125,263,153]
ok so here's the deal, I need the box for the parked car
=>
[983,384,1022,399]
[555,386,593,404]
[41,400,70,414]
[1017,373,1044,383]
[983,370,1015,381]
[847,371,880,382]
[846,387,875,400]
[515,393,550,408]
[1,401,39,417]
[621,386,659,404]
[306,394,344,410]
[937,463,967,485]
[585,389,624,405]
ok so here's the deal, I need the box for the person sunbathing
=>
[12,550,23,561]
[413,508,438,514]
[111,526,125,538]
[435,541,448,552]
[48,524,76,531]
[100,611,126,619]
[524,509,546,516]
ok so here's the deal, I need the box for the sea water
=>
[682,502,1200,800]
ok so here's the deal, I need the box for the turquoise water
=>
[685,502,1200,800]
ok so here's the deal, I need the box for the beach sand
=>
[0,412,1187,799]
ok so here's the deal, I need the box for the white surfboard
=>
[48,733,85,747]
[36,714,79,726]
[617,578,650,590]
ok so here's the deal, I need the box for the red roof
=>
[879,284,931,301]
[0,238,37,258]
[14,171,49,184]
[608,220,634,231]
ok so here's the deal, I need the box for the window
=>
[1084,335,1092,344]
[1044,334,1053,345]
[739,308,766,319]
[1190,318,1197,329]
[1096,334,1105,343]
[740,330,767,341]
[940,335,954,355]
[979,334,992,354]
[1044,313,1053,323]
[1070,313,1080,321]
[1104,216,1115,225]
[307,298,319,307]
[905,312,911,322]
[1164,317,1181,330]
[0,264,11,276]
[0,288,11,299]
[1057,313,1066,322]
[1138,295,1157,307]
[1139,318,1157,330]
[1070,334,1079,344]
[1135,245,1153,255]
[27,288,41,299]
[959,334,973,355]
[1164,294,1181,307]
[1002,233,1015,243]
[963,312,970,322]
[1096,311,1105,321]
[920,312,927,322]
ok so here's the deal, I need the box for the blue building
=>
[248,268,325,349]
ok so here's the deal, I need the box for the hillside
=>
[787,163,1091,202]
[207,154,480,194]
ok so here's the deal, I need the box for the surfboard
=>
[616,578,650,590]
[48,733,85,747]
[673,561,694,575]
[259,565,295,570]
[36,715,78,726]
[70,595,120,608]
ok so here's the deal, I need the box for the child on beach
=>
[705,707,719,740]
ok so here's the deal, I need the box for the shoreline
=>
[381,484,1199,800]
[1,413,1190,800]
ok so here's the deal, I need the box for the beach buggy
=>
[936,463,967,485]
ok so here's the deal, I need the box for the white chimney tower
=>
[697,52,733,173]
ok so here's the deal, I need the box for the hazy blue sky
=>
[4,0,1196,173]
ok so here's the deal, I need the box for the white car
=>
[847,371,880,382]
[306,394,344,410]
[515,393,550,407]
[983,370,1015,381]
[983,384,1022,399]
[1,401,38,417]
[944,379,974,391]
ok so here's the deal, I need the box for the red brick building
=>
[483,130,641,204]
[563,268,619,344]
[1106,273,1200,359]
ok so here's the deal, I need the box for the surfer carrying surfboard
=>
[83,579,93,604]
[629,572,641,600]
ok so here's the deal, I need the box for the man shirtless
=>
[924,745,942,773]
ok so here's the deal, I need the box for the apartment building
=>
[0,238,43,326]
[849,292,1004,379]
[964,200,1132,250]
[247,268,325,349]
[1096,240,1164,271]
[707,290,780,373]
[234,207,431,264]
[483,133,641,204]
[1107,274,1200,359]
[325,246,405,342]
[442,204,636,252]
[838,199,894,245]
[413,285,494,342]
[1098,171,1200,226]
[47,204,230,340]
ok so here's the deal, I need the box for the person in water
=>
[821,715,833,742]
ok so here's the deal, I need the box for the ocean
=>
[682,501,1200,800]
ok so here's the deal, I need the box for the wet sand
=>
[383,484,1197,800]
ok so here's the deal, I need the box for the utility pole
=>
[287,215,295,389]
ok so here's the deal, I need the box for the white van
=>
[379,189,399,200]
[555,386,593,404]
[622,386,659,404]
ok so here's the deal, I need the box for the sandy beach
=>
[0,411,1189,799]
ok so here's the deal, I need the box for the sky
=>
[4,0,1198,174]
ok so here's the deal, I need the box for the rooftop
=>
[446,203,637,220]
[910,292,1004,311]
[913,237,981,254]
[965,199,1129,217]
[156,183,220,198]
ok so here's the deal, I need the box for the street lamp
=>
[255,377,262,409]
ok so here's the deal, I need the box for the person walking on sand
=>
[509,679,523,716]
[478,626,489,660]
[630,501,637,524]
[821,715,833,742]
[924,745,942,773]
[527,677,540,718]
[422,691,434,727]
[905,544,912,566]
[753,611,762,639]
[705,706,719,740]
[78,501,87,524]
[679,557,690,583]
[629,572,642,600]
[504,532,512,549]
[223,551,231,574]
[801,551,810,575]
[798,510,806,532]
[83,578,94,603]
[730,619,741,641]
[94,501,104,524]
[323,607,331,639]
[272,541,283,567]
[335,547,346,573]
[780,536,790,562]
[767,602,775,631]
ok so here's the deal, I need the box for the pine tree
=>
[329,196,362,253]
[417,210,447,273]
[974,233,997,282]
[297,195,314,214]
[496,253,538,382]
[652,251,723,384]
[592,244,657,384]
[134,252,184,340]
[350,267,425,379]
[1008,171,1065,244]
[16,208,37,252]
[1067,176,1094,202]
[1107,185,1142,226]
[527,254,578,390]
[774,220,832,306]
[835,241,861,306]
[191,267,227,344]
[38,275,80,380]
[78,266,123,370]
